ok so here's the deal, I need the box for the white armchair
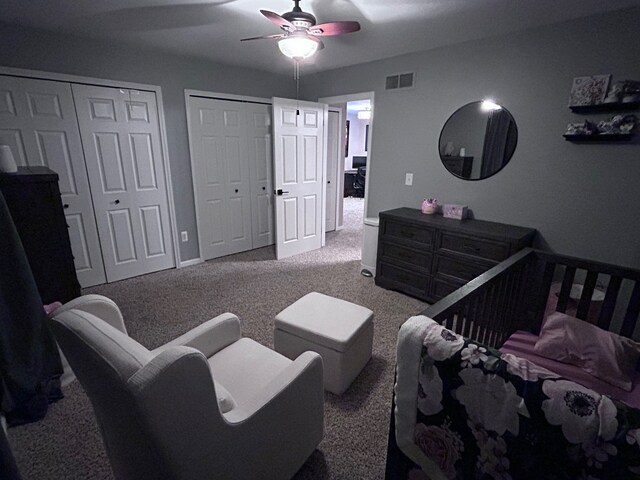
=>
[51,295,324,480]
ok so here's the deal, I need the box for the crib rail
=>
[532,251,640,338]
[422,248,536,348]
[422,248,640,347]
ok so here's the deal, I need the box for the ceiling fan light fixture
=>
[278,35,318,60]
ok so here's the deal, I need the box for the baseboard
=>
[179,258,204,268]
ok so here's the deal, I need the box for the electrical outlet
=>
[181,231,188,242]
[405,173,414,186]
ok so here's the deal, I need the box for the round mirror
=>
[439,101,518,180]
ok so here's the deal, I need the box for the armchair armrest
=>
[154,313,241,359]
[53,294,127,334]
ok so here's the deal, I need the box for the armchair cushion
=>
[213,381,236,413]
[208,338,292,410]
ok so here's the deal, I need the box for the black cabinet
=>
[0,167,81,304]
[375,208,536,303]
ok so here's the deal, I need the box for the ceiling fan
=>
[241,0,361,60]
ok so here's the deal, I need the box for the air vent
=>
[385,72,415,91]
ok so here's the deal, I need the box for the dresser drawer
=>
[376,262,430,299]
[380,242,432,272]
[431,276,465,299]
[433,254,491,282]
[382,219,434,247]
[438,232,509,261]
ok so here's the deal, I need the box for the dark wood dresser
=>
[375,208,536,303]
[0,166,81,304]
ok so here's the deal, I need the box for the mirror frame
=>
[438,101,518,181]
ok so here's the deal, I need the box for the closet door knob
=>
[235,189,239,193]
[63,204,69,209]
[262,186,266,191]
[114,199,120,205]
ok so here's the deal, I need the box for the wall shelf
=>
[569,101,640,114]
[563,133,634,142]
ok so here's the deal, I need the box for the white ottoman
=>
[274,292,374,395]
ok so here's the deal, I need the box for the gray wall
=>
[303,8,640,268]
[0,22,294,261]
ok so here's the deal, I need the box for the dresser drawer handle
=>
[400,229,415,239]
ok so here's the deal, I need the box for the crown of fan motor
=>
[282,10,316,27]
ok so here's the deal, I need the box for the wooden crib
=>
[385,247,640,479]
[422,247,640,347]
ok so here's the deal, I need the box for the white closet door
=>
[0,75,106,287]
[272,97,325,259]
[188,97,253,260]
[246,103,274,249]
[325,110,340,232]
[72,85,174,282]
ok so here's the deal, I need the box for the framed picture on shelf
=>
[568,75,611,106]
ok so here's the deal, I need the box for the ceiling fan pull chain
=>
[295,60,300,116]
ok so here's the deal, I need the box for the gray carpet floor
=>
[8,197,427,479]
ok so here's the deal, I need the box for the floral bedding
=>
[391,316,640,480]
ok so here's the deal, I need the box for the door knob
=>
[327,180,331,184]
[63,204,69,209]
[114,199,120,204]
[262,186,266,190]
[275,189,289,196]
[235,189,239,193]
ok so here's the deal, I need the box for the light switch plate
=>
[181,231,188,242]
[405,173,414,186]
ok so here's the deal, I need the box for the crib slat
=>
[597,276,622,330]
[621,281,640,338]
[475,288,490,345]
[462,300,472,338]
[443,314,454,331]
[576,271,599,320]
[556,266,576,313]
[534,261,556,324]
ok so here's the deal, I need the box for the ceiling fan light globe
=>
[278,36,318,59]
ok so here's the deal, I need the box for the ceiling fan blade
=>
[260,10,295,32]
[241,33,286,42]
[308,21,361,36]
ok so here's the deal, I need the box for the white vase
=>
[0,145,17,173]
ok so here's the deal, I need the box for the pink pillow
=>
[534,312,640,391]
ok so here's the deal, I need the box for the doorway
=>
[319,92,375,273]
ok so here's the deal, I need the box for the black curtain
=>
[0,190,63,428]
[481,110,516,177]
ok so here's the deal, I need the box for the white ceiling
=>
[1,0,639,75]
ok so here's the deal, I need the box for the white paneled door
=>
[0,75,106,287]
[189,97,252,260]
[246,102,274,249]
[272,98,326,259]
[188,97,259,260]
[72,85,174,282]
[325,110,340,233]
